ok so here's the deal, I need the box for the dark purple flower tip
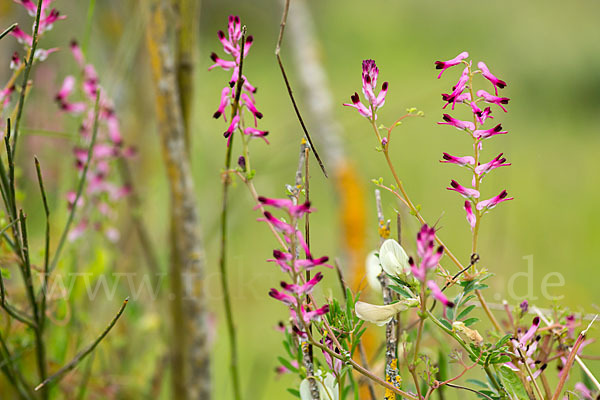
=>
[442,114,452,122]
[450,180,459,188]
[447,301,455,308]
[223,131,232,138]
[493,124,503,132]
[498,190,508,199]
[268,289,278,299]
[213,111,222,119]
[234,16,240,24]
[229,81,235,88]
[246,35,254,44]
[436,246,444,254]
[539,363,547,372]
[382,81,388,91]
[238,156,246,170]
[258,196,267,203]
[408,256,415,266]
[434,61,445,70]
[210,52,218,62]
[350,92,360,104]
[497,80,507,89]
[365,75,371,85]
[255,111,263,119]
[499,97,510,104]
[217,30,225,40]
[263,211,273,219]
[532,316,540,325]
[70,39,78,48]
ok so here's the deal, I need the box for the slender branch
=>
[0,23,18,41]
[516,347,544,400]
[34,157,50,333]
[275,0,327,178]
[11,0,44,158]
[34,298,129,391]
[445,383,494,400]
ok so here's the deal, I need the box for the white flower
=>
[379,239,410,277]
[300,372,338,400]
[365,251,382,291]
[355,298,419,326]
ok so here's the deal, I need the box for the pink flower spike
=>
[243,127,269,144]
[10,26,33,46]
[464,201,476,229]
[434,51,469,78]
[476,190,514,211]
[440,153,475,167]
[427,280,454,311]
[438,114,475,131]
[416,224,436,258]
[475,153,511,177]
[268,289,297,306]
[213,87,231,120]
[209,52,236,71]
[473,124,508,140]
[40,8,66,32]
[520,316,540,345]
[343,92,372,119]
[477,89,510,112]
[477,62,507,95]
[447,180,480,199]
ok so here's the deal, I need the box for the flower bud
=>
[355,298,419,326]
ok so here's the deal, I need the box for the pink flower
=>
[269,288,297,306]
[213,87,231,120]
[476,190,513,211]
[223,115,240,142]
[257,196,313,218]
[258,211,294,235]
[56,76,76,102]
[10,52,21,70]
[477,62,507,95]
[410,225,444,281]
[473,124,508,140]
[447,180,480,199]
[427,280,454,309]
[280,272,323,296]
[241,93,263,125]
[440,153,475,167]
[470,102,493,125]
[475,153,510,177]
[343,92,372,119]
[476,89,510,112]
[243,127,269,144]
[438,114,474,131]
[301,305,329,323]
[39,8,65,32]
[322,336,342,374]
[464,201,476,229]
[208,52,236,71]
[70,40,84,67]
[10,26,33,46]
[434,51,469,78]
[441,92,471,110]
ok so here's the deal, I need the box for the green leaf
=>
[466,379,491,389]
[1,267,10,279]
[490,354,512,364]
[498,365,529,400]
[494,334,512,349]
[389,285,414,299]
[457,305,476,321]
[286,388,301,398]
[463,317,479,327]
[440,319,453,331]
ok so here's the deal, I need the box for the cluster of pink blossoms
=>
[209,16,268,146]
[410,225,454,314]
[436,52,513,229]
[257,196,330,339]
[56,41,135,242]
[343,59,388,120]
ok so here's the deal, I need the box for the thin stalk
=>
[34,157,50,334]
[11,0,44,158]
[82,0,97,57]
[516,347,544,400]
[0,23,18,41]
[217,29,247,400]
[48,92,100,274]
[35,298,129,391]
[275,0,327,178]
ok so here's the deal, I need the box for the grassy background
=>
[1,0,599,398]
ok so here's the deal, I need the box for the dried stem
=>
[276,0,327,178]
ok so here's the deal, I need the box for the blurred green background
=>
[1,0,599,398]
